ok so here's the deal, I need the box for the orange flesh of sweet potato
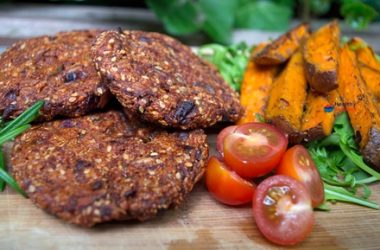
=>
[360,65,380,102]
[238,44,277,124]
[327,90,345,115]
[338,45,380,171]
[349,37,380,72]
[253,23,310,66]
[304,21,340,93]
[301,91,335,142]
[265,50,307,144]
[349,38,380,102]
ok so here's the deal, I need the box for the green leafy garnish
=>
[308,112,379,209]
[375,53,380,62]
[0,100,44,197]
[197,42,251,91]
[0,167,27,197]
[0,148,5,191]
[235,1,292,31]
[255,113,265,123]
[147,0,378,44]
[341,0,378,30]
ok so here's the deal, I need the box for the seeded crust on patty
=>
[92,30,242,130]
[11,110,208,227]
[0,30,109,121]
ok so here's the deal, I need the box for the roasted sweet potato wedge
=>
[238,44,278,124]
[360,65,380,102]
[338,45,380,171]
[265,50,307,144]
[253,23,310,66]
[304,21,340,93]
[301,91,335,142]
[348,38,380,102]
[349,37,380,72]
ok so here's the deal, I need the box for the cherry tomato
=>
[216,125,237,156]
[276,145,324,207]
[222,123,288,178]
[252,175,314,246]
[206,156,255,205]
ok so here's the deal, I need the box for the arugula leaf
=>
[235,1,292,31]
[324,183,379,209]
[308,112,379,209]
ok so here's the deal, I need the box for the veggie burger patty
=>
[92,30,242,130]
[0,30,109,121]
[11,110,208,227]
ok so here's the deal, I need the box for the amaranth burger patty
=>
[11,110,208,227]
[92,30,242,130]
[0,30,109,120]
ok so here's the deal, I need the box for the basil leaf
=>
[146,0,201,35]
[235,1,292,31]
[340,0,378,30]
[199,0,238,44]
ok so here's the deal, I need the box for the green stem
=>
[340,142,380,180]
[0,100,43,137]
[325,185,379,209]
[356,176,378,184]
[0,125,31,145]
[0,147,5,191]
[0,168,27,197]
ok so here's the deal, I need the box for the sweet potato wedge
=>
[265,50,307,144]
[348,38,380,102]
[349,37,380,72]
[253,23,310,66]
[238,44,278,124]
[360,65,380,102]
[304,21,340,93]
[301,91,335,142]
[338,45,380,171]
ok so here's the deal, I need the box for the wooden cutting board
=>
[1,135,380,250]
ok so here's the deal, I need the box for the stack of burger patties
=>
[0,29,242,227]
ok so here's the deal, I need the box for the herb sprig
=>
[308,112,379,210]
[0,100,44,197]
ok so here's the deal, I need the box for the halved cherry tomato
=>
[253,175,314,246]
[222,123,288,178]
[216,125,237,156]
[276,145,324,207]
[206,156,255,205]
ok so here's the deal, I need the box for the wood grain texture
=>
[1,136,380,250]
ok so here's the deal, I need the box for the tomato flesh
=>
[216,125,237,156]
[206,156,255,205]
[223,123,288,178]
[276,145,325,207]
[253,175,314,246]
